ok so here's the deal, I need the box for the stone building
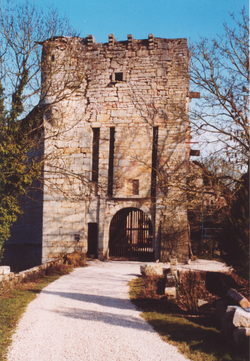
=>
[3,34,195,270]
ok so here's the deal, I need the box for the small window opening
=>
[74,233,80,242]
[92,128,100,182]
[108,127,115,196]
[151,126,158,198]
[133,179,139,195]
[127,179,139,195]
[115,72,123,81]
[51,54,55,62]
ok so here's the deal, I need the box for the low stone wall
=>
[0,258,64,285]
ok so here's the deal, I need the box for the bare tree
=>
[0,1,81,258]
[189,8,249,186]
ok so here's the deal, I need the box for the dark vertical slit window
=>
[87,223,98,257]
[151,126,158,197]
[92,128,100,182]
[108,127,115,196]
[133,180,139,195]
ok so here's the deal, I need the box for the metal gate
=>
[109,208,154,261]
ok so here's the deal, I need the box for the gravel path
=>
[7,261,189,361]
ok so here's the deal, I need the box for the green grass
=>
[129,276,249,361]
[0,264,72,361]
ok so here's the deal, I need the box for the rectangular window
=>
[151,126,158,198]
[92,128,100,182]
[87,223,98,258]
[126,179,139,195]
[108,127,115,196]
[133,179,139,195]
[111,72,126,82]
[115,72,123,81]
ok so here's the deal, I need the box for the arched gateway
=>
[109,208,154,261]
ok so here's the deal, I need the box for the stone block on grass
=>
[233,327,250,346]
[164,286,176,299]
[233,307,250,328]
[0,266,10,275]
[140,263,163,276]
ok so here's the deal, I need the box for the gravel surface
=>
[7,261,189,361]
[174,259,232,273]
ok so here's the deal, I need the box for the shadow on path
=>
[42,290,137,311]
[49,307,154,332]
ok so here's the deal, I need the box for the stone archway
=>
[109,207,154,261]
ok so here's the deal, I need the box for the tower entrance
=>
[109,208,154,261]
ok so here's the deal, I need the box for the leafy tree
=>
[0,1,76,259]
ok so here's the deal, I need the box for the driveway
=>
[7,260,189,361]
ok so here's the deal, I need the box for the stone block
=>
[110,61,120,69]
[165,286,176,299]
[225,306,239,322]
[197,299,208,307]
[140,263,163,276]
[136,50,148,57]
[233,307,250,328]
[126,51,136,57]
[166,274,176,287]
[161,54,172,61]
[111,110,126,117]
[104,96,118,102]
[157,68,166,77]
[97,114,110,122]
[233,327,250,346]
[0,266,10,275]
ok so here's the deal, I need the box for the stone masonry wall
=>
[40,34,190,263]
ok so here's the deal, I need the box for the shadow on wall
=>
[0,244,42,272]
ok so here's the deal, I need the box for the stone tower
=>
[4,34,193,270]
[41,33,192,263]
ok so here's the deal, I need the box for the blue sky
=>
[38,0,248,43]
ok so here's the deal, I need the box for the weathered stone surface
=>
[0,266,10,275]
[233,326,250,346]
[0,259,63,285]
[140,263,164,276]
[233,307,250,328]
[166,273,176,287]
[225,305,239,321]
[197,299,208,307]
[164,286,176,299]
[6,35,191,268]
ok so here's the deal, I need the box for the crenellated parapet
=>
[41,34,189,63]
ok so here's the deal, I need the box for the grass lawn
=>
[0,264,73,361]
[129,276,249,361]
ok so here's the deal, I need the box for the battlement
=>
[42,34,188,60]
[82,33,187,50]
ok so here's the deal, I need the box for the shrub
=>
[63,251,87,267]
[178,271,206,313]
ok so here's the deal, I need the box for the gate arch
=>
[109,207,154,261]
